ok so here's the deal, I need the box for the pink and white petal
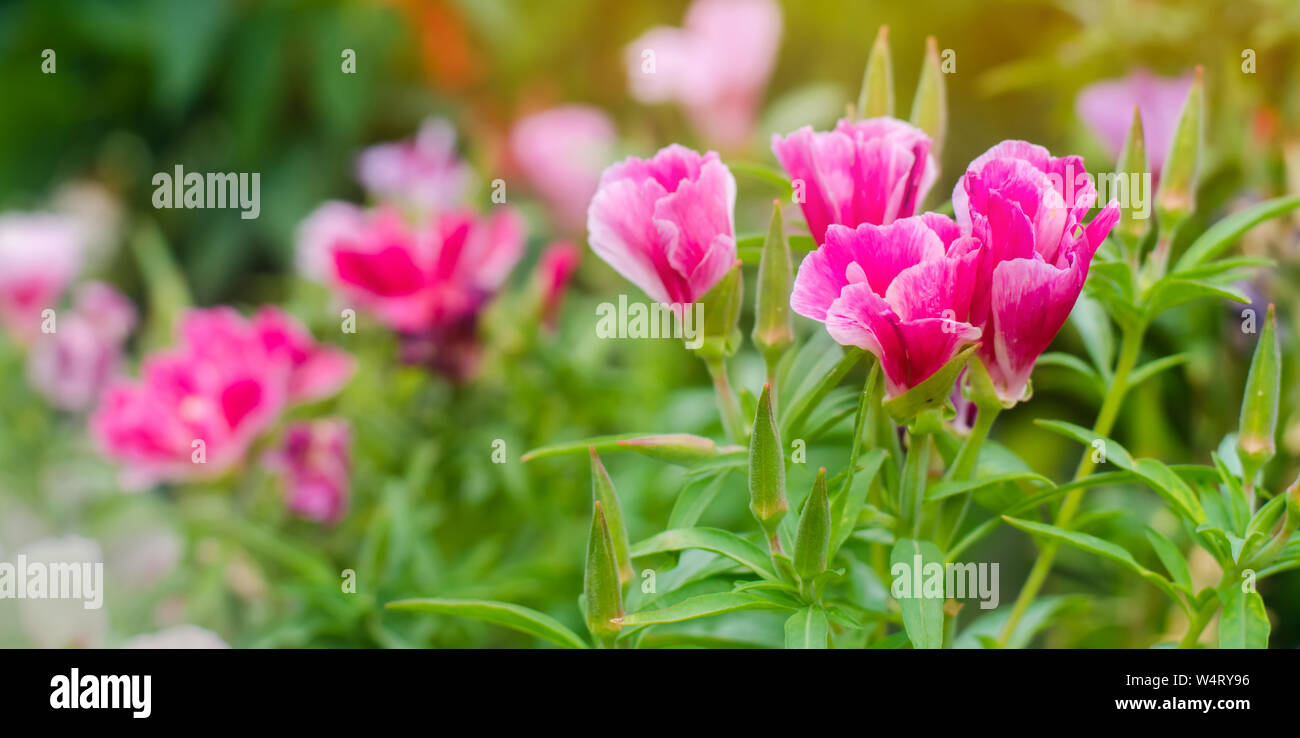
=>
[985,256,1085,403]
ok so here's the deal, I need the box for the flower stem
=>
[704,356,748,444]
[997,324,1145,646]
[942,406,1000,550]
[900,431,932,539]
[1177,595,1219,649]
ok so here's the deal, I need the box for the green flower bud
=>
[752,202,795,365]
[692,262,743,361]
[909,35,947,158]
[590,448,634,584]
[857,25,893,118]
[1156,66,1203,232]
[1115,105,1150,246]
[793,468,831,579]
[584,501,624,646]
[1238,304,1280,481]
[748,383,788,544]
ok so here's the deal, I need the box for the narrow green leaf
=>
[1174,194,1300,270]
[617,591,779,626]
[631,527,778,581]
[890,538,945,649]
[1217,586,1269,648]
[1002,517,1180,604]
[386,599,588,649]
[1143,527,1193,592]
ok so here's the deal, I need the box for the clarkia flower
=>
[587,144,739,310]
[510,106,616,233]
[91,307,353,488]
[266,419,351,524]
[0,212,83,342]
[356,117,471,210]
[1076,69,1193,179]
[27,282,136,412]
[790,214,981,399]
[533,241,580,331]
[625,0,782,149]
[772,117,937,245]
[954,141,1120,403]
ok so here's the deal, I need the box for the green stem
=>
[997,324,1145,646]
[704,356,748,444]
[1177,596,1219,649]
[901,431,932,539]
[942,407,1000,550]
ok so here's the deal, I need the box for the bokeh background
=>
[1,0,1298,647]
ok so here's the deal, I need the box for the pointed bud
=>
[1115,105,1149,245]
[793,468,831,579]
[1156,66,1203,231]
[748,383,788,541]
[616,433,718,464]
[692,262,743,361]
[857,26,894,118]
[584,501,624,646]
[752,201,794,364]
[590,448,634,584]
[1238,304,1280,480]
[909,36,947,158]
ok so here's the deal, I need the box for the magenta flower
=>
[27,282,136,412]
[954,141,1120,403]
[1076,69,1193,178]
[91,307,353,488]
[772,117,937,245]
[790,214,982,399]
[587,144,738,308]
[534,241,581,331]
[0,213,83,342]
[510,106,616,234]
[356,117,471,210]
[625,0,782,149]
[267,419,351,524]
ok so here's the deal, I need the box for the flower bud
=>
[748,383,788,542]
[584,501,624,646]
[857,26,894,118]
[1155,66,1203,231]
[909,36,947,158]
[590,448,634,584]
[1238,304,1279,480]
[752,202,794,365]
[793,468,831,579]
[692,262,743,361]
[1115,105,1149,245]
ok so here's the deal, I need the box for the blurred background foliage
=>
[1,0,1299,647]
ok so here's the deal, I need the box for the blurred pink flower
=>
[123,625,230,649]
[91,307,353,488]
[587,144,738,307]
[954,141,1120,403]
[0,213,83,342]
[772,117,937,245]
[295,201,367,282]
[534,241,581,330]
[27,282,136,412]
[266,419,351,524]
[791,214,981,399]
[510,106,616,233]
[625,0,782,149]
[1076,69,1193,178]
[357,117,471,210]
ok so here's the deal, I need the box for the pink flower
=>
[295,201,366,282]
[587,144,738,307]
[510,106,616,233]
[790,214,982,398]
[534,241,581,330]
[954,141,1120,403]
[625,0,782,149]
[27,282,136,412]
[0,213,83,342]
[266,419,351,524]
[772,118,937,245]
[91,307,353,488]
[356,117,471,210]
[1076,69,1193,178]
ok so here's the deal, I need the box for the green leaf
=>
[668,472,731,529]
[1034,351,1103,392]
[954,595,1087,649]
[1002,517,1181,605]
[925,472,1054,502]
[829,448,888,555]
[727,160,793,194]
[883,344,976,422]
[1071,291,1115,381]
[1217,586,1269,649]
[784,607,830,649]
[1174,194,1300,271]
[386,599,588,649]
[1143,527,1193,592]
[617,591,780,626]
[631,528,778,581]
[1034,419,1135,468]
[779,334,859,439]
[890,538,945,649]
[1145,279,1250,318]
[1126,353,1188,391]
